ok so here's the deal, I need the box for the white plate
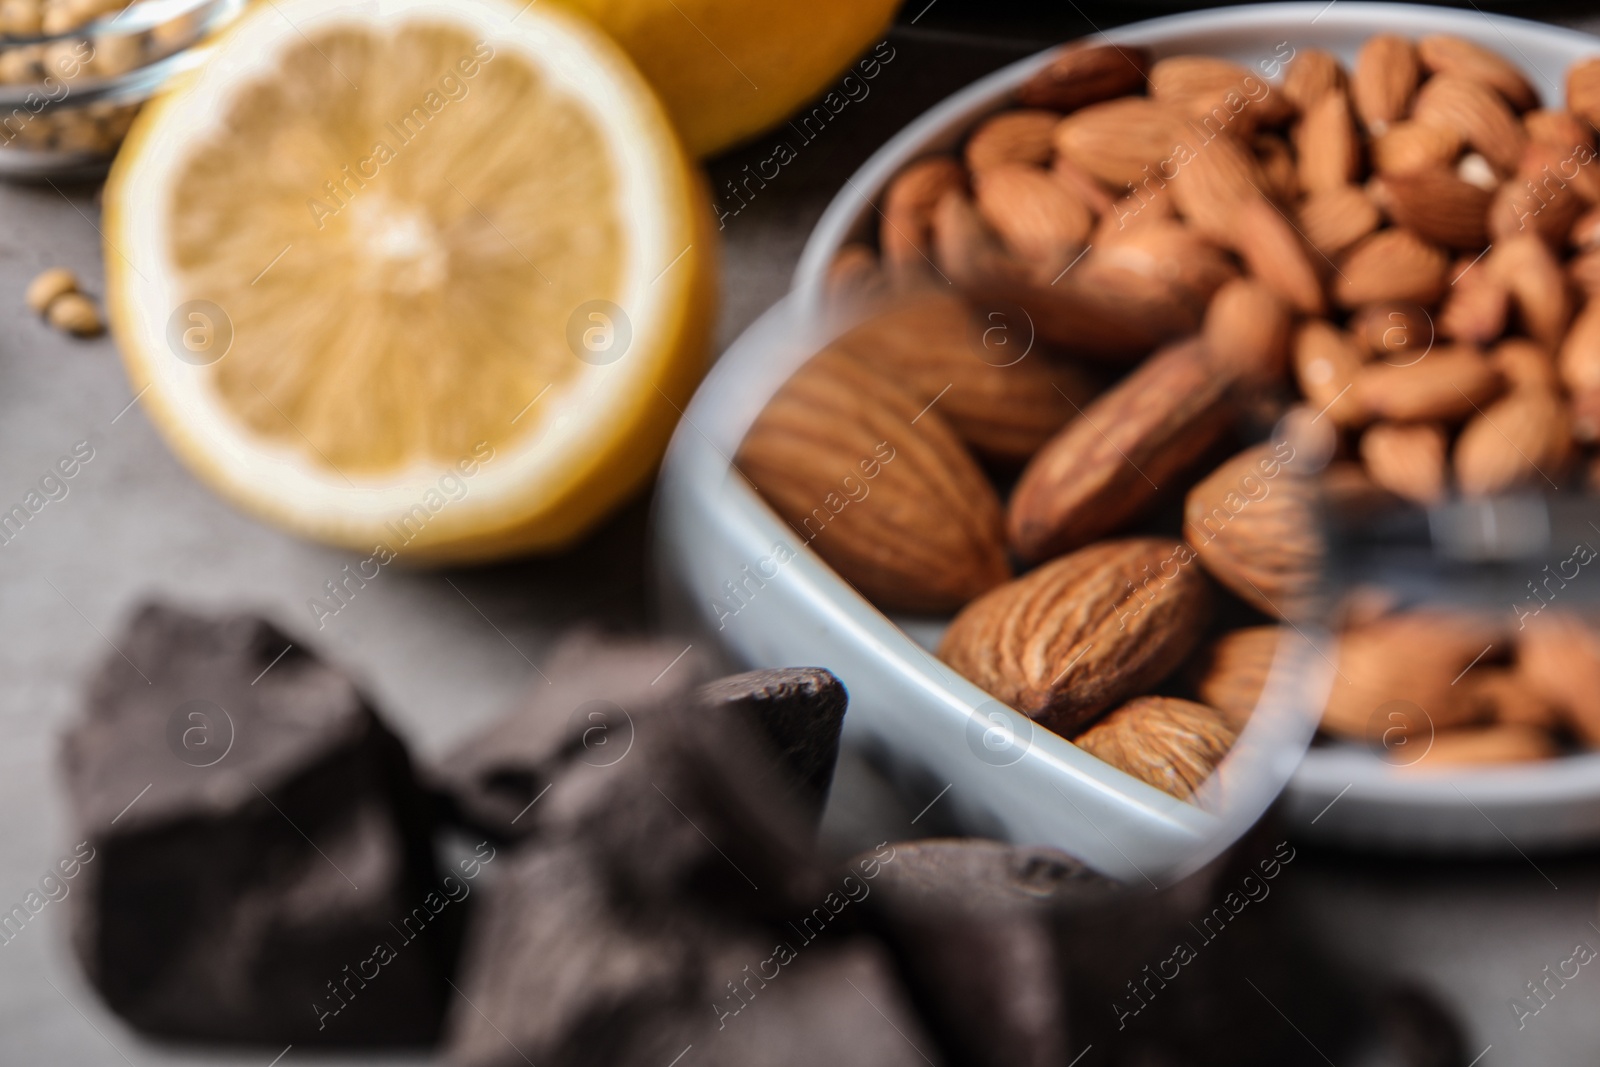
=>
[659,2,1600,865]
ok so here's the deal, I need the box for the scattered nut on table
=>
[28,267,102,337]
[25,265,76,313]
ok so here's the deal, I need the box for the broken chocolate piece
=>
[431,631,712,841]
[863,839,1117,1067]
[59,602,453,1045]
[694,667,848,810]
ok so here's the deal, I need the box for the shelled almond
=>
[740,33,1600,796]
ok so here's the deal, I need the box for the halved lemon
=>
[105,0,716,562]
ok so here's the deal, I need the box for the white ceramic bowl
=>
[657,2,1600,869]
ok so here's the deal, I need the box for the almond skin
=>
[964,109,1060,173]
[1370,170,1491,249]
[1558,297,1600,395]
[1487,234,1573,349]
[1320,611,1502,740]
[1254,133,1299,202]
[1568,57,1600,133]
[938,538,1211,733]
[1492,337,1559,392]
[831,290,1101,464]
[1073,696,1236,799]
[1360,422,1449,505]
[1334,228,1449,308]
[1189,626,1286,731]
[1016,42,1152,113]
[1349,301,1436,361]
[1353,345,1503,422]
[1439,256,1510,344]
[1402,724,1557,769]
[1203,277,1291,386]
[1519,611,1600,745]
[1488,141,1590,246]
[1055,97,1189,187]
[881,156,966,280]
[975,163,1093,271]
[1008,338,1236,562]
[1168,132,1271,243]
[1296,185,1380,257]
[1183,440,1323,621]
[1150,54,1289,134]
[1293,320,1368,427]
[1231,196,1326,315]
[1295,89,1362,195]
[1416,34,1539,112]
[1352,34,1420,133]
[1371,120,1463,176]
[737,348,1009,613]
[1411,74,1527,172]
[1454,386,1572,496]
[1281,48,1346,113]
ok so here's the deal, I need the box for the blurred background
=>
[4,0,1600,1063]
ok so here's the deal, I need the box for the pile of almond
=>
[740,34,1600,797]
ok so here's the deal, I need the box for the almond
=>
[1417,34,1539,112]
[1051,156,1116,217]
[1369,170,1491,248]
[1296,184,1380,257]
[825,243,886,306]
[881,156,966,280]
[938,538,1211,732]
[1519,611,1600,745]
[1371,120,1463,176]
[1073,696,1236,799]
[1090,180,1169,243]
[974,163,1093,273]
[1231,196,1326,314]
[1565,56,1600,132]
[736,347,1009,613]
[1488,142,1590,245]
[1524,108,1595,154]
[1150,54,1289,134]
[1349,301,1436,360]
[1293,320,1368,427]
[1458,667,1561,730]
[1439,256,1510,344]
[1486,234,1572,348]
[1084,220,1237,313]
[1183,440,1323,620]
[1402,724,1556,769]
[1016,43,1152,114]
[1334,228,1449,308]
[1454,385,1571,495]
[832,291,1103,464]
[1055,97,1189,187]
[1254,133,1299,201]
[965,109,1060,173]
[1167,132,1270,242]
[1282,48,1346,113]
[1189,625,1285,731]
[1411,74,1527,172]
[1353,344,1502,422]
[1571,248,1600,298]
[934,192,1200,360]
[1557,296,1600,394]
[1203,277,1291,386]
[1352,34,1420,133]
[1008,338,1236,562]
[1491,338,1559,392]
[1571,205,1600,250]
[833,291,1102,465]
[1360,422,1448,504]
[1295,89,1362,194]
[1320,610,1502,740]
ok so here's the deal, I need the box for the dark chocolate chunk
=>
[59,602,453,1045]
[431,631,711,841]
[863,839,1116,1067]
[694,667,848,810]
